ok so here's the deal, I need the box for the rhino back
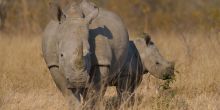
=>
[89,8,129,75]
[42,20,59,67]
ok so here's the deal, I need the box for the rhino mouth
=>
[162,67,175,80]
[162,74,173,80]
[66,71,90,88]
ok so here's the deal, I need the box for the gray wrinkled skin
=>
[42,1,173,109]
[134,36,174,80]
[114,34,175,105]
[42,0,129,109]
[44,2,98,88]
[80,0,129,78]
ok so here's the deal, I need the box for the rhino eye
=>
[156,61,160,65]
[61,54,64,57]
[149,41,154,45]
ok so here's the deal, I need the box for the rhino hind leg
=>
[116,77,135,107]
[82,66,109,110]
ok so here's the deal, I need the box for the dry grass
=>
[0,32,220,110]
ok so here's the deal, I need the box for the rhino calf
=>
[114,33,175,105]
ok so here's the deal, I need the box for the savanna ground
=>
[0,31,220,110]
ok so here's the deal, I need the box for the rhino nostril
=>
[168,65,174,70]
[156,61,160,65]
[166,67,174,76]
[67,78,70,81]
[163,74,171,80]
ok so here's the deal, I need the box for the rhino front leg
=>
[49,67,82,110]
[83,66,109,110]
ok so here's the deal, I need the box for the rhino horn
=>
[74,44,84,70]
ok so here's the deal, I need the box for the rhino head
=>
[134,33,175,80]
[80,0,97,16]
[50,1,99,86]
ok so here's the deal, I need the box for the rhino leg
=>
[49,67,82,110]
[82,66,109,110]
[116,77,135,107]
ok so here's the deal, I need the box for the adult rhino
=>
[42,0,129,109]
[112,33,175,105]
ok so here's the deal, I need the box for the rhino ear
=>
[84,8,99,24]
[142,33,151,45]
[49,1,65,23]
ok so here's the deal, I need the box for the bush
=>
[1,0,220,33]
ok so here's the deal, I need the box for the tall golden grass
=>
[0,31,220,110]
